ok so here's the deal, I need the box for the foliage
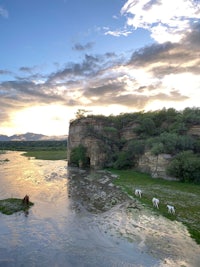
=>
[103,126,118,133]
[70,144,88,167]
[182,107,200,124]
[167,151,200,183]
[23,150,67,160]
[147,133,195,155]
[75,109,90,119]
[134,117,157,137]
[0,140,67,160]
[113,151,132,169]
[71,107,200,181]
[113,140,145,169]
[0,140,67,151]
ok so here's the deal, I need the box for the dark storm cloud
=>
[72,42,95,51]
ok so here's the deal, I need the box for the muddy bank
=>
[67,168,132,213]
[67,167,200,267]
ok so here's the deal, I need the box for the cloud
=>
[0,6,8,18]
[0,19,199,129]
[0,69,12,75]
[72,42,95,51]
[19,66,36,73]
[104,28,132,37]
[47,53,119,83]
[128,23,200,77]
[121,0,200,43]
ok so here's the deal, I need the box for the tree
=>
[167,151,200,183]
[70,144,88,167]
[113,151,132,169]
[75,109,90,119]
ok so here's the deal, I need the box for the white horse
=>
[167,205,175,214]
[135,189,142,198]
[152,197,159,209]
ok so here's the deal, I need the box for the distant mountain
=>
[0,132,67,141]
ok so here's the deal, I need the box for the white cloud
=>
[0,6,8,18]
[121,0,200,43]
[104,29,132,37]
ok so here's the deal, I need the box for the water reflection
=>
[0,151,159,267]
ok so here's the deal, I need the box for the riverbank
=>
[67,167,200,267]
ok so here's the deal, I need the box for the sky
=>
[0,0,200,136]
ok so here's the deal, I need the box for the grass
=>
[108,169,200,245]
[0,198,34,215]
[22,150,67,160]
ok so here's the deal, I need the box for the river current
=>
[0,151,159,267]
[0,151,199,267]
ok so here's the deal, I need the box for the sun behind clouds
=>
[11,105,72,136]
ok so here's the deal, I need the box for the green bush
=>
[113,151,132,169]
[167,151,200,183]
[70,144,88,167]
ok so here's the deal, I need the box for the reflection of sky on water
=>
[0,151,159,267]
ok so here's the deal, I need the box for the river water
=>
[0,152,199,267]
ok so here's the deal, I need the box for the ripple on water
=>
[0,152,199,267]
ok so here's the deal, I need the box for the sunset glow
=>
[0,0,199,136]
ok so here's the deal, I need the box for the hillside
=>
[67,107,200,183]
[0,132,67,141]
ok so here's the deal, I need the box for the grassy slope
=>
[109,169,200,244]
[22,150,67,160]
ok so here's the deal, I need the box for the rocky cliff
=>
[67,117,119,168]
[67,112,200,179]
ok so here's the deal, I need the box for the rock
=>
[67,169,132,213]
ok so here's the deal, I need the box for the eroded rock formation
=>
[67,115,200,179]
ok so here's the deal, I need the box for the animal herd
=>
[134,189,176,214]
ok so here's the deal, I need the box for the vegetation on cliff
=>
[70,107,200,183]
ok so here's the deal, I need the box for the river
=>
[0,151,199,267]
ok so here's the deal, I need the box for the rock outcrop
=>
[67,114,200,179]
[137,152,174,179]
[68,117,115,168]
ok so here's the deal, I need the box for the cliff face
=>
[67,117,119,168]
[67,116,200,178]
[137,152,173,179]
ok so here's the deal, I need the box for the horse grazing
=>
[167,204,175,214]
[135,189,142,198]
[152,197,159,209]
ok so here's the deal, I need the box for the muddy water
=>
[0,152,199,267]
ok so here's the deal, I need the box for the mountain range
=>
[0,132,67,141]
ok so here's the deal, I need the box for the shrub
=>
[167,151,200,183]
[70,144,88,167]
